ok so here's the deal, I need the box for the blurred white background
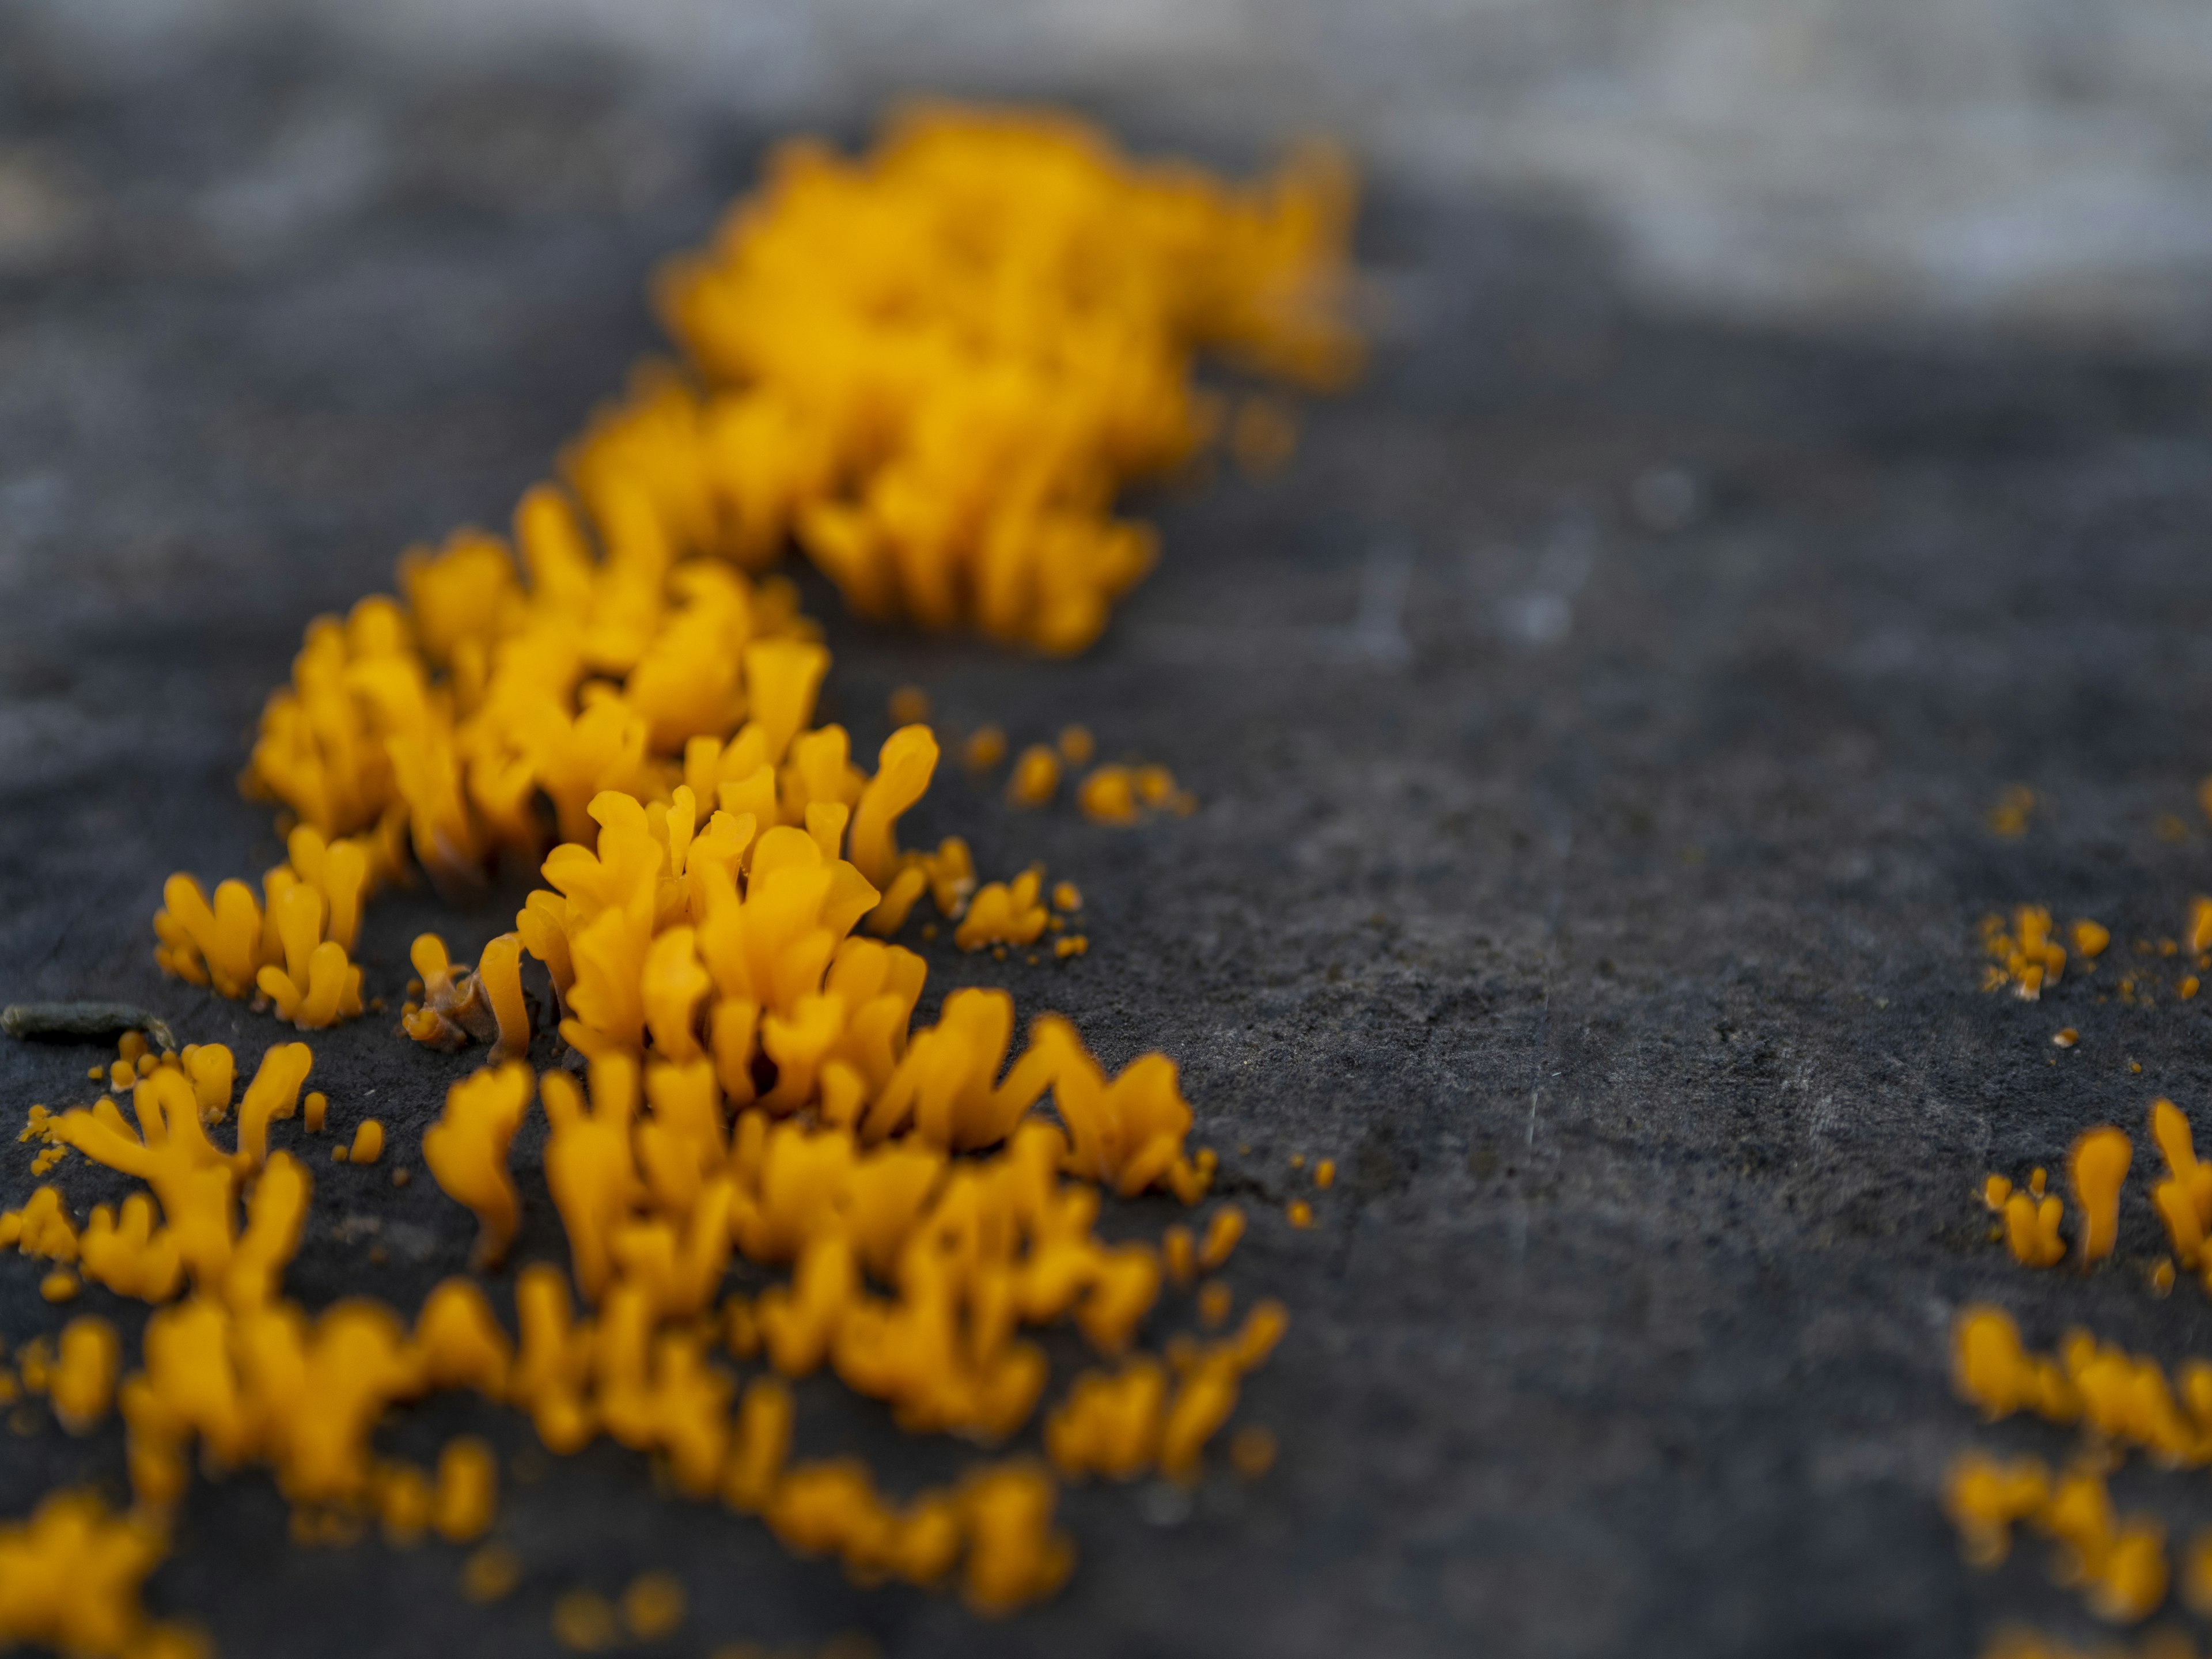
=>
[24,0,2212,350]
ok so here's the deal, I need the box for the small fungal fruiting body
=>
[2070,1128,2131,1264]
[1008,747,1060,808]
[1979,1124,2133,1272]
[1989,786,2036,839]
[963,726,1007,773]
[1980,907,2068,999]
[52,101,1356,1635]
[1953,1306,2212,1463]
[0,1489,200,1659]
[1944,1449,2168,1623]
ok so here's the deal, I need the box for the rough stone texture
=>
[5,22,2212,1659]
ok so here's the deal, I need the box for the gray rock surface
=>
[5,20,2212,1659]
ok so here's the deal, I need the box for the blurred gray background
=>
[18,0,2212,350]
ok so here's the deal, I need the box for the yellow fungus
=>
[1007,746,1060,808]
[40,1272,79,1303]
[423,1063,534,1266]
[2070,1126,2133,1265]
[1199,1206,1245,1271]
[1056,726,1094,767]
[1054,936,1088,960]
[1983,905,2067,999]
[2054,1028,2078,1048]
[2031,1167,2048,1196]
[1045,1359,1166,1480]
[433,1437,498,1542]
[461,1543,523,1603]
[302,1090,325,1133]
[1287,1200,1314,1229]
[1051,882,1081,913]
[348,1120,384,1165]
[375,1461,435,1547]
[887,686,931,728]
[49,1319,117,1434]
[2186,1531,2212,1618]
[1161,1226,1195,1287]
[1990,785,2035,838]
[2190,897,2212,957]
[1944,1449,2168,1623]
[1314,1158,1336,1190]
[2186,977,2203,1000]
[552,1589,621,1652]
[2003,1188,2069,1268]
[963,725,1007,772]
[959,1461,1073,1614]
[1076,766,1139,826]
[1158,1302,1287,1483]
[955,868,1051,952]
[0,1489,194,1658]
[1197,1282,1233,1330]
[620,1571,685,1639]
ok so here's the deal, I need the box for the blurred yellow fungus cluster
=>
[1955,1306,2212,1463]
[1055,726,1094,768]
[1980,907,2070,999]
[0,1489,203,1659]
[1944,1449,2166,1623]
[1077,762,1193,825]
[1989,785,2036,838]
[658,104,1359,652]
[961,725,1007,772]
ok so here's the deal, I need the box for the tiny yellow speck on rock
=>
[963,725,1007,772]
[2053,1029,2078,1048]
[622,1571,687,1640]
[1287,1201,1313,1229]
[552,1590,620,1652]
[1008,745,1060,807]
[1056,726,1094,767]
[461,1543,523,1604]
